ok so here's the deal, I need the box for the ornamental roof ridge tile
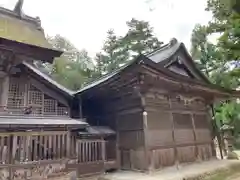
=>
[0,2,51,49]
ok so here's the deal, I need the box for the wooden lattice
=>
[44,97,57,115]
[5,77,70,116]
[28,84,42,105]
[7,78,25,110]
[57,103,69,116]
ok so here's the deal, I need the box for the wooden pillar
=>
[210,104,223,159]
[115,116,121,168]
[11,135,18,162]
[207,106,216,158]
[190,113,199,161]
[101,139,106,161]
[169,97,179,168]
[143,110,150,171]
[66,132,71,158]
[23,82,28,108]
[138,88,151,172]
[79,98,83,119]
[1,76,9,108]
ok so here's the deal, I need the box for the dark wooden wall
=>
[81,85,148,171]
[80,64,215,172]
[144,88,213,170]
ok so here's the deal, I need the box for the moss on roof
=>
[0,11,51,49]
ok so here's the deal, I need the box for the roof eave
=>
[22,62,74,98]
[74,55,145,96]
[142,56,240,98]
[0,37,63,63]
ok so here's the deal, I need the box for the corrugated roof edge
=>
[23,61,75,96]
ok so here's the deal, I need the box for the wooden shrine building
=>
[0,0,240,179]
[0,2,92,179]
[75,38,240,171]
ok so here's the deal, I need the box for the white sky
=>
[0,0,213,57]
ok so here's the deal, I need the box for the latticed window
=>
[44,95,56,115]
[7,78,25,109]
[6,80,70,116]
[28,85,42,106]
[57,102,69,116]
[28,91,42,105]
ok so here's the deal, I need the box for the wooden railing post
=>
[101,140,106,162]
[66,132,71,159]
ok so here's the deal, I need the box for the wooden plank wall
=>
[144,89,213,170]
[103,89,148,171]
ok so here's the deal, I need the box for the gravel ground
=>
[101,159,240,180]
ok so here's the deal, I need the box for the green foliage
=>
[215,101,240,125]
[40,19,162,89]
[124,18,163,55]
[47,35,94,90]
[94,19,162,76]
[191,0,240,136]
[94,29,130,76]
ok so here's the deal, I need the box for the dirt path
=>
[226,173,240,180]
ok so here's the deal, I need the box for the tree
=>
[206,0,240,60]
[124,18,163,56]
[190,24,223,77]
[94,30,130,76]
[94,19,163,76]
[232,0,240,13]
[48,35,94,90]
[190,0,240,135]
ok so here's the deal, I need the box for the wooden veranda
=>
[0,128,117,179]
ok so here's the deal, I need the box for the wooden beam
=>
[0,37,63,63]
[0,76,9,107]
[169,98,179,168]
[190,113,199,161]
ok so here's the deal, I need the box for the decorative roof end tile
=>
[13,0,24,18]
[169,38,178,47]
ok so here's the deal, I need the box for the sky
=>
[0,0,213,57]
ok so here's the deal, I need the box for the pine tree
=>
[94,29,130,76]
[94,19,163,76]
[124,18,163,56]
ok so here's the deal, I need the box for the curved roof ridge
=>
[0,2,51,49]
[22,61,75,96]
[0,5,42,30]
[145,37,181,57]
